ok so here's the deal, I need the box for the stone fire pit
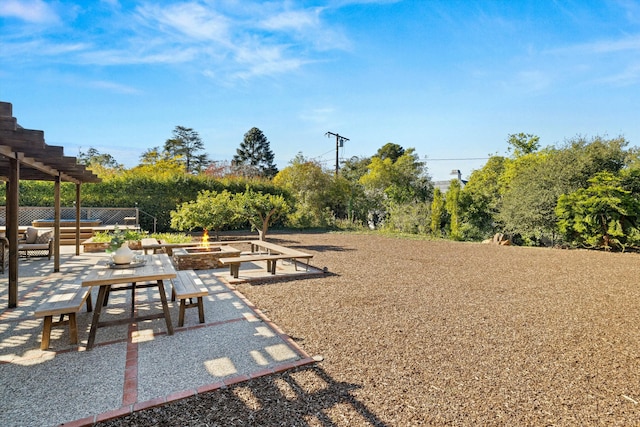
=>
[172,245,241,270]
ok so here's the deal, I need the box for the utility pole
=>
[325,132,349,175]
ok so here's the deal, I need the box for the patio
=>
[0,245,323,426]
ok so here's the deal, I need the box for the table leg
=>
[87,285,109,350]
[130,282,136,318]
[157,279,174,335]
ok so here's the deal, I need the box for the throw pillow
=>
[25,227,39,244]
[35,230,53,244]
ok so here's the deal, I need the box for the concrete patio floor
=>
[0,246,323,427]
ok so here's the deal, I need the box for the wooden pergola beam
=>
[0,100,101,308]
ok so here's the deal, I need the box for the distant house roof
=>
[433,169,467,193]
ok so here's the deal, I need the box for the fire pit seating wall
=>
[172,245,241,270]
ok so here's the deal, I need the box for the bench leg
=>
[178,300,186,327]
[68,313,78,345]
[230,264,239,279]
[41,315,53,350]
[197,296,205,324]
[171,286,176,302]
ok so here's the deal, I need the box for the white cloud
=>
[596,63,640,86]
[0,0,60,24]
[260,8,322,32]
[547,34,640,56]
[79,46,199,66]
[0,39,89,59]
[2,1,353,82]
[136,2,231,43]
[299,106,336,124]
[88,80,142,94]
[232,44,309,80]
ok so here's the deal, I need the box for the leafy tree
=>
[375,143,405,162]
[459,156,505,240]
[386,202,431,234]
[234,187,290,240]
[556,172,640,251]
[133,152,186,176]
[338,156,371,224]
[445,179,462,240]
[498,150,561,244]
[360,147,431,206]
[170,190,239,240]
[507,133,540,157]
[430,188,445,236]
[139,146,165,166]
[340,156,371,182]
[233,127,278,178]
[203,161,236,178]
[273,154,338,227]
[77,147,122,177]
[498,135,631,245]
[555,135,628,187]
[163,126,209,173]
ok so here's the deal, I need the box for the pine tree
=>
[233,127,278,178]
[163,126,209,173]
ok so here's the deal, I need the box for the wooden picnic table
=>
[81,253,175,350]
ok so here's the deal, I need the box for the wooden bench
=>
[170,270,208,327]
[141,238,162,254]
[248,240,314,271]
[34,285,93,350]
[219,253,311,278]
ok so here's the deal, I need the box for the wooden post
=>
[75,183,81,256]
[54,174,61,272]
[8,156,19,308]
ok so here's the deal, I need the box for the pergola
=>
[0,101,101,308]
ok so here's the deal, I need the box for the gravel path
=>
[99,232,640,426]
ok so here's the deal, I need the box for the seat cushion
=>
[25,227,39,244]
[18,243,50,250]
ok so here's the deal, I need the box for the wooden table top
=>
[81,253,177,287]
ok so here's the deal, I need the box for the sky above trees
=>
[1,0,639,180]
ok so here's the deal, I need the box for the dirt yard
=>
[99,232,640,426]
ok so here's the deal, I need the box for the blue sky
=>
[1,0,639,180]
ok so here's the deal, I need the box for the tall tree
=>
[274,154,345,227]
[556,172,640,251]
[233,127,278,178]
[360,148,431,205]
[459,155,506,240]
[431,188,445,236]
[507,133,540,157]
[78,147,122,169]
[164,126,209,173]
[375,143,405,162]
[445,179,462,240]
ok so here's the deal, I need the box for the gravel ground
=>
[99,232,640,426]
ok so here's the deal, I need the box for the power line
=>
[424,157,490,161]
